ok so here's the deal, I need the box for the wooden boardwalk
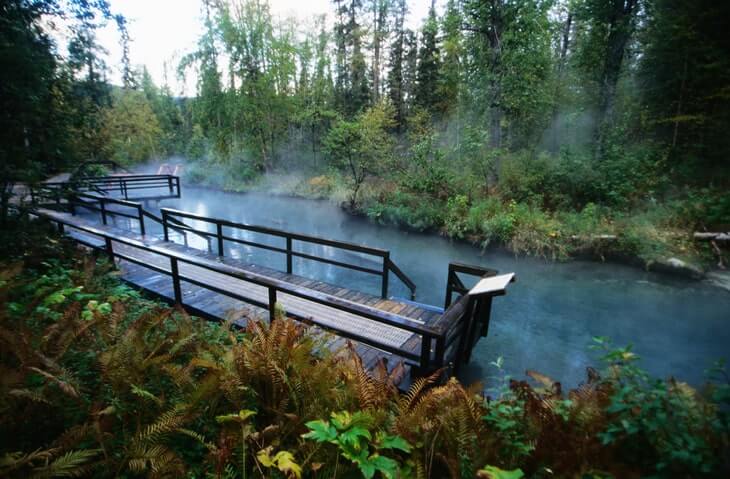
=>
[39,209,446,380]
[30,174,514,387]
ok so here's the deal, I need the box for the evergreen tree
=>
[387,0,408,130]
[369,0,390,102]
[348,0,370,115]
[402,29,418,120]
[439,0,465,117]
[414,1,440,115]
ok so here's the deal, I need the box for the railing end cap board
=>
[467,273,516,297]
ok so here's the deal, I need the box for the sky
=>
[93,0,436,95]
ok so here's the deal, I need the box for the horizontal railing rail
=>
[36,210,442,372]
[30,188,207,247]
[40,174,181,200]
[160,208,417,300]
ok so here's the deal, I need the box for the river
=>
[149,186,729,388]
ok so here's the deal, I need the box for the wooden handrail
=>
[40,175,181,201]
[444,262,499,309]
[36,211,443,370]
[160,207,417,299]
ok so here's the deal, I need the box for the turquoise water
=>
[146,187,730,388]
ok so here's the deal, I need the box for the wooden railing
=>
[444,262,499,309]
[159,208,417,300]
[30,188,209,248]
[441,262,514,371]
[38,174,181,201]
[39,213,443,373]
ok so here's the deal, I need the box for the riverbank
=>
[182,168,724,284]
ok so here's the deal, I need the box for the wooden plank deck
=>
[41,209,446,383]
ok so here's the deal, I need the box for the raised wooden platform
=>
[38,209,448,383]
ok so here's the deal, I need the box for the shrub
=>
[366,189,445,231]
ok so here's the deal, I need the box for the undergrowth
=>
[1,218,728,478]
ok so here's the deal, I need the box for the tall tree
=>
[387,0,407,130]
[348,0,370,115]
[116,15,135,89]
[414,0,441,115]
[402,29,418,118]
[332,0,350,112]
[369,0,390,102]
[464,0,554,184]
[576,0,641,156]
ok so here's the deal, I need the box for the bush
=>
[366,189,445,231]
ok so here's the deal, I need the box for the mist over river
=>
[148,186,730,388]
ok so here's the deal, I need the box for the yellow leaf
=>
[273,451,302,479]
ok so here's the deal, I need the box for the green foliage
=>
[324,102,395,208]
[303,411,411,479]
[477,465,524,479]
[0,222,728,478]
[102,88,162,165]
[593,337,729,475]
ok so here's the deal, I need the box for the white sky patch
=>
[93,0,435,95]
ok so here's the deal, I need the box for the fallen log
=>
[694,232,730,241]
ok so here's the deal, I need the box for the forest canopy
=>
[2,0,729,262]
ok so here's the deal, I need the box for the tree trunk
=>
[594,0,639,159]
[551,10,573,152]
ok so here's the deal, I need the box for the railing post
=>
[168,176,173,193]
[170,257,182,304]
[69,194,76,216]
[444,267,454,310]
[286,237,293,274]
[138,205,146,236]
[123,180,128,200]
[434,336,445,369]
[104,236,115,267]
[161,210,169,242]
[99,199,107,225]
[381,252,390,299]
[268,288,277,323]
[419,335,432,373]
[217,223,224,256]
[175,177,180,197]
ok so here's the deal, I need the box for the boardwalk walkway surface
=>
[37,208,445,380]
[27,173,514,387]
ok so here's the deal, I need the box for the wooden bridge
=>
[28,174,515,387]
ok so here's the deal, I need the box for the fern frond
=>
[0,449,56,473]
[130,383,163,406]
[177,428,217,452]
[8,388,50,405]
[30,449,99,479]
[27,367,80,399]
[169,332,198,356]
[51,424,92,451]
[399,368,443,415]
[134,404,188,445]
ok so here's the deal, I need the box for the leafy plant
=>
[302,411,411,479]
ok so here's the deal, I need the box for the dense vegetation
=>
[2,0,729,267]
[1,215,729,478]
